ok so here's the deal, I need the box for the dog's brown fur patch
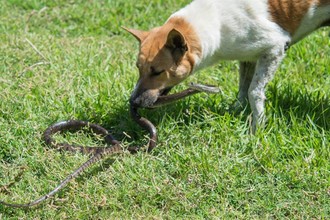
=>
[268,0,317,35]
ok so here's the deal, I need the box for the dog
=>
[125,0,330,133]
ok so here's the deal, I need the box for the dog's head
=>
[125,18,201,108]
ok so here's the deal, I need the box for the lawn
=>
[0,0,329,219]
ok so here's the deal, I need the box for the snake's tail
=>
[0,145,123,208]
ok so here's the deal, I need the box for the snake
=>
[0,83,219,208]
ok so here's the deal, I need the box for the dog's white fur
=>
[128,0,330,133]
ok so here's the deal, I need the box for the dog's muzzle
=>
[130,87,173,108]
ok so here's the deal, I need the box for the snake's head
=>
[124,18,201,108]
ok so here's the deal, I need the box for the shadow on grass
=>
[65,93,231,155]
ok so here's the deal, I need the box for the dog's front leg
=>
[248,47,286,133]
[233,61,256,111]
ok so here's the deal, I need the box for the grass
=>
[0,0,329,219]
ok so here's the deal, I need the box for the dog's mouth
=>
[159,87,173,97]
[131,83,220,109]
[129,87,173,108]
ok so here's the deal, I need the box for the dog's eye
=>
[150,67,164,77]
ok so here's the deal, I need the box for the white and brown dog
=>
[125,0,330,132]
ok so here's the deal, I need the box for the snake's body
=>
[0,83,219,208]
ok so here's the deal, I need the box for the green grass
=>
[0,0,329,219]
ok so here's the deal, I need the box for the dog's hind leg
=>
[248,46,286,133]
[232,61,256,111]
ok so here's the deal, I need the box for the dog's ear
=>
[165,29,188,63]
[122,27,149,43]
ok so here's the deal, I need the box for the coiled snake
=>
[0,83,219,208]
